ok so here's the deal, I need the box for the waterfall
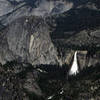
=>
[69,51,79,75]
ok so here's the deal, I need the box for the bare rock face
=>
[0,16,58,65]
[64,51,88,70]
[0,0,73,26]
[1,0,100,67]
[50,2,100,69]
[63,50,100,71]
[0,0,100,100]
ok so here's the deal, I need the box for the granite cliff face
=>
[0,16,58,65]
[0,0,100,27]
[50,2,100,68]
[0,0,100,100]
[0,0,100,69]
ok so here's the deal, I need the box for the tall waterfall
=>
[69,51,79,75]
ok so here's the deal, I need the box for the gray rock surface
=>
[0,0,73,26]
[0,0,100,27]
[1,2,100,67]
[0,16,58,65]
[0,1,100,100]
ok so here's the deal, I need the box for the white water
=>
[47,95,54,100]
[69,51,79,75]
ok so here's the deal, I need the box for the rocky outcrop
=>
[50,4,100,69]
[0,0,100,67]
[1,8,100,67]
[0,0,100,100]
[64,51,87,70]
[60,50,100,71]
[0,16,58,65]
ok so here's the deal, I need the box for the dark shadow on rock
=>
[7,0,20,6]
[68,63,100,81]
[0,21,6,30]
[36,64,69,80]
[51,8,100,39]
[7,0,39,8]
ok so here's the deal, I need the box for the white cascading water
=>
[69,51,79,75]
